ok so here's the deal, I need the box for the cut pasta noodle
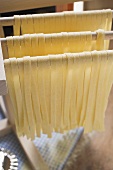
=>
[10,58,23,135]
[13,9,112,36]
[4,50,113,138]
[4,59,19,131]
[37,56,52,137]
[3,9,112,138]
[23,56,36,139]
[6,30,108,59]
[17,58,31,138]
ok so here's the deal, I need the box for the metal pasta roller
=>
[0,148,18,170]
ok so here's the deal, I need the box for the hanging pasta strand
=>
[76,53,86,125]
[20,15,28,35]
[55,13,63,33]
[19,36,26,57]
[50,55,57,132]
[17,58,31,138]
[37,56,52,137]
[37,34,45,56]
[62,32,69,53]
[85,32,92,51]
[96,29,105,50]
[83,51,101,132]
[24,35,32,56]
[45,34,52,55]
[61,54,67,132]
[4,60,19,133]
[24,56,35,139]
[31,57,42,137]
[105,10,112,48]
[6,37,15,58]
[43,13,52,33]
[26,15,34,34]
[53,55,63,132]
[14,15,20,36]
[13,36,21,58]
[79,52,92,127]
[51,33,62,54]
[10,58,23,136]
[101,51,113,119]
[63,53,74,130]
[96,51,113,130]
[93,52,107,131]
[31,34,38,56]
[66,53,77,129]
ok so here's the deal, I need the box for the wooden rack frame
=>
[0,7,113,169]
[0,41,7,95]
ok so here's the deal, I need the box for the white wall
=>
[74,1,84,11]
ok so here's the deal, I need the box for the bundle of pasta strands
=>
[6,30,106,59]
[4,50,113,139]
[14,9,112,35]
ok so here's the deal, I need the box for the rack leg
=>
[0,21,8,59]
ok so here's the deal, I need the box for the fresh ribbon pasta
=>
[6,30,108,59]
[4,50,113,138]
[3,9,112,139]
[37,56,52,137]
[14,15,20,36]
[96,29,105,50]
[13,9,112,35]
[17,58,31,138]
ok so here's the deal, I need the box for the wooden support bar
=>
[0,17,14,26]
[0,41,7,96]
[91,31,113,40]
[0,20,9,59]
[0,118,12,138]
[19,136,49,170]
[0,31,113,44]
[0,10,113,27]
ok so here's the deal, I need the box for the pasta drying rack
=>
[0,2,113,169]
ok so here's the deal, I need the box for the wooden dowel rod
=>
[92,31,113,40]
[0,11,113,26]
[0,16,14,26]
[0,31,113,45]
[0,41,7,95]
